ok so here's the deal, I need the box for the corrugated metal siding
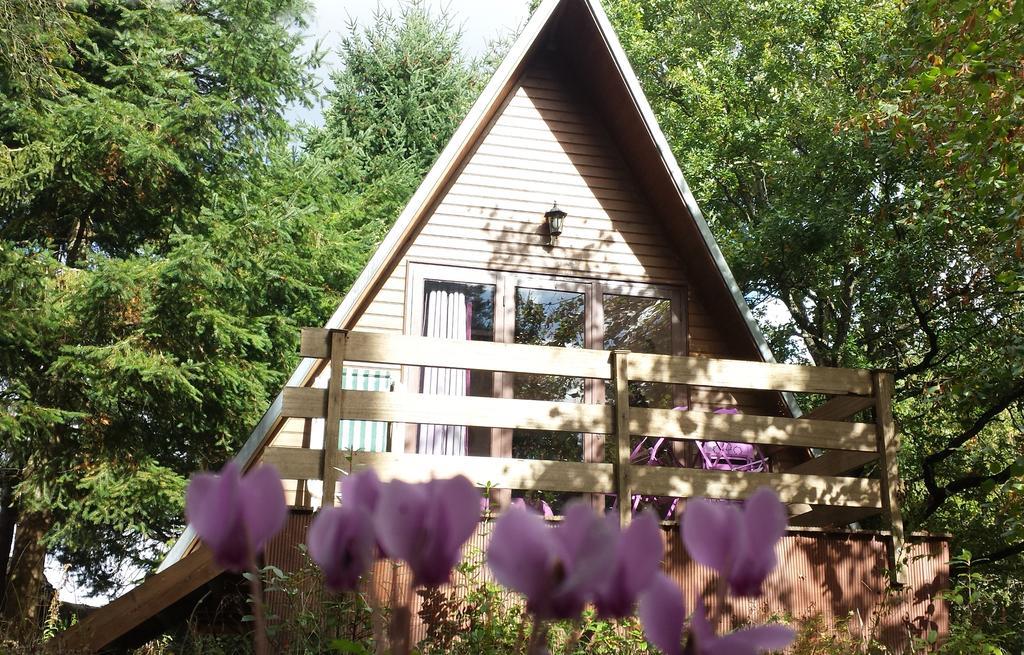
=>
[661,529,948,651]
[264,513,947,653]
[264,511,317,624]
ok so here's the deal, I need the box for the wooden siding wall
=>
[353,61,777,415]
[269,60,787,470]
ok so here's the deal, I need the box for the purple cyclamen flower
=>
[637,572,686,655]
[681,487,787,597]
[307,505,375,592]
[185,460,287,571]
[594,511,663,618]
[373,475,480,586]
[690,599,795,655]
[512,496,554,518]
[341,468,381,512]
[487,501,618,619]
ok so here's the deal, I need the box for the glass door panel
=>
[603,294,676,409]
[418,280,495,456]
[603,293,687,513]
[512,288,585,512]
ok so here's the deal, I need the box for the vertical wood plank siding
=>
[352,62,775,415]
[264,514,948,653]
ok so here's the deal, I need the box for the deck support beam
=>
[612,350,633,527]
[321,330,349,507]
[873,370,906,584]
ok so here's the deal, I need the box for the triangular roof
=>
[50,5,803,649]
[158,0,799,572]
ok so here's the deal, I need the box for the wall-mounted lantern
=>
[545,202,566,246]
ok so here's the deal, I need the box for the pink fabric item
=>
[695,407,767,472]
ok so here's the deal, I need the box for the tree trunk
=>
[0,478,16,609]
[0,509,50,644]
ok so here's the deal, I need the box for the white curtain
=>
[417,286,471,455]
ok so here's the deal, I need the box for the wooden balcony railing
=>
[262,329,905,578]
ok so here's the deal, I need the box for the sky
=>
[287,0,532,125]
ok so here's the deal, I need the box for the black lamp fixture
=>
[544,201,567,246]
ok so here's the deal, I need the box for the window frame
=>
[404,261,688,462]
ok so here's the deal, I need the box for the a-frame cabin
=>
[55,0,949,651]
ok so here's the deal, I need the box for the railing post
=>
[612,350,633,528]
[872,370,906,584]
[322,329,349,507]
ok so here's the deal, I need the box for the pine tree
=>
[0,0,489,643]
[0,0,321,639]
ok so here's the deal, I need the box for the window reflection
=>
[512,288,585,510]
[603,294,675,408]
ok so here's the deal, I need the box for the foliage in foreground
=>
[0,0,485,639]
[181,465,795,654]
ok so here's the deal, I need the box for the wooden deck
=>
[263,328,907,579]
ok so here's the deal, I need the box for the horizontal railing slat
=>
[803,394,876,421]
[262,447,616,494]
[786,450,878,476]
[630,407,877,453]
[788,505,882,528]
[281,388,876,452]
[262,447,881,508]
[352,452,616,493]
[300,329,876,396]
[629,466,883,508]
[627,352,874,396]
[302,329,613,379]
[281,388,615,434]
[262,446,321,480]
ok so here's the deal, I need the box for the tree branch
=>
[918,382,1024,519]
[971,540,1024,568]
[895,290,940,380]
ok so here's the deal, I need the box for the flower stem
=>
[246,562,269,655]
[388,578,415,655]
[563,618,584,654]
[366,570,386,655]
[526,616,548,655]
[712,576,728,633]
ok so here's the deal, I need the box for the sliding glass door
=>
[407,264,686,478]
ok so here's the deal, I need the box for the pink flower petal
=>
[435,476,481,554]
[341,469,381,512]
[487,507,556,601]
[373,480,427,563]
[308,506,375,592]
[692,597,794,655]
[185,462,249,570]
[595,512,663,618]
[185,471,237,552]
[620,512,664,594]
[727,488,786,596]
[743,488,787,547]
[688,598,715,645]
[239,464,287,554]
[555,502,617,597]
[638,572,685,655]
[703,625,796,655]
[681,498,741,574]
